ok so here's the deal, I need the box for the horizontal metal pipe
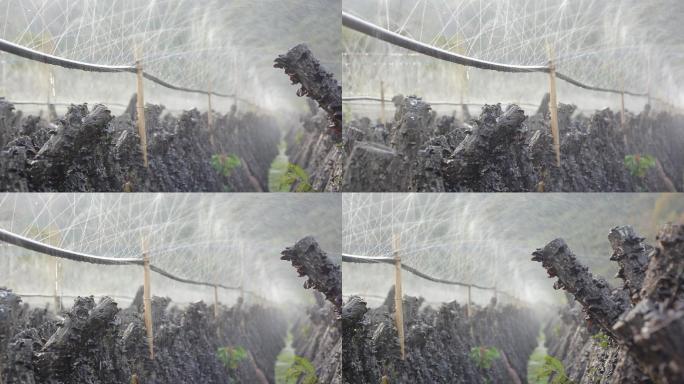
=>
[0,228,240,291]
[342,12,650,98]
[0,38,235,99]
[342,252,496,291]
[342,12,548,73]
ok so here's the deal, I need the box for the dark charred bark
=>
[343,94,684,192]
[608,226,652,304]
[274,44,342,142]
[0,289,287,384]
[342,290,540,384]
[534,224,684,384]
[532,238,627,334]
[281,236,341,312]
[0,100,280,192]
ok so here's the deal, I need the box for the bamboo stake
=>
[466,285,472,318]
[380,80,386,126]
[53,257,61,313]
[208,82,215,147]
[142,237,154,360]
[393,234,405,360]
[620,91,626,130]
[214,285,219,319]
[135,46,148,168]
[42,33,56,120]
[547,44,561,167]
[49,230,61,313]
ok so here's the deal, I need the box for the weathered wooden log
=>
[34,296,119,380]
[608,225,652,304]
[613,224,684,384]
[281,236,341,312]
[535,224,684,383]
[531,238,627,334]
[274,44,342,141]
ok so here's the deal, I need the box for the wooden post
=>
[207,83,215,147]
[48,230,61,313]
[393,234,405,360]
[547,44,561,167]
[214,285,219,319]
[135,47,148,168]
[53,258,61,313]
[466,285,472,318]
[380,80,386,126]
[620,91,626,129]
[142,237,154,359]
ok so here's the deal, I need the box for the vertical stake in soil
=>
[393,234,405,360]
[142,237,154,360]
[135,46,148,168]
[466,285,472,318]
[208,82,215,147]
[214,285,219,319]
[49,230,61,313]
[52,257,61,313]
[547,44,561,167]
[621,91,626,130]
[380,80,386,126]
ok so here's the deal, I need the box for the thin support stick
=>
[135,47,148,168]
[547,44,561,167]
[142,238,154,360]
[393,234,405,360]
[214,285,219,319]
[621,91,626,130]
[208,82,215,147]
[53,258,61,313]
[466,285,472,318]
[380,80,386,126]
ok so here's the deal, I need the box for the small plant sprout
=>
[591,332,610,349]
[278,163,313,192]
[211,153,242,177]
[217,346,248,371]
[624,154,656,178]
[285,355,318,384]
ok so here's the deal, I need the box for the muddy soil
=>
[0,97,280,192]
[0,287,286,384]
[281,237,342,383]
[534,224,684,383]
[342,288,540,383]
[344,95,684,192]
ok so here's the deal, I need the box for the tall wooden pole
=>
[466,285,472,319]
[620,91,626,130]
[52,258,61,313]
[547,44,561,167]
[47,229,62,313]
[214,285,219,319]
[135,47,148,168]
[142,237,154,359]
[380,80,386,126]
[393,234,405,360]
[207,82,215,147]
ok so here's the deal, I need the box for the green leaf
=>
[285,355,318,384]
[211,153,242,177]
[624,154,656,178]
